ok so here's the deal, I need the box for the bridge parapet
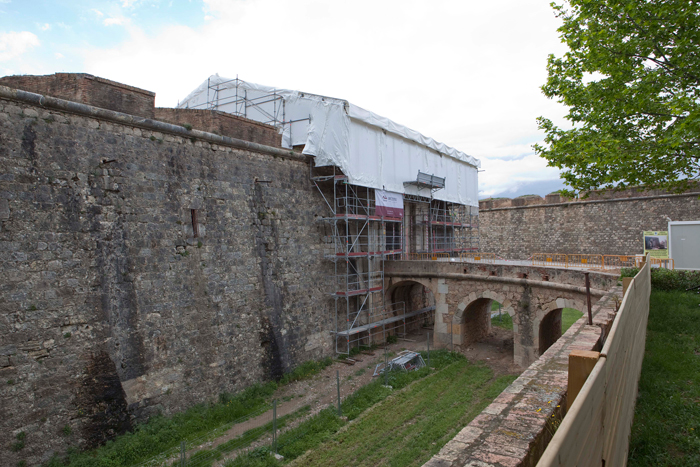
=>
[422,286,621,467]
[384,261,618,367]
[385,260,616,291]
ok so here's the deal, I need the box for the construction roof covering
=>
[179,75,480,206]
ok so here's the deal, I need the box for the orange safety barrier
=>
[533,253,675,270]
[459,252,496,263]
[532,253,568,268]
[567,254,604,269]
[649,257,674,269]
[601,255,639,270]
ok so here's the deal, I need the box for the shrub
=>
[621,268,700,291]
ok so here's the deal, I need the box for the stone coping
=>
[0,85,302,161]
[423,287,621,467]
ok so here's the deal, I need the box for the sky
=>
[0,0,573,199]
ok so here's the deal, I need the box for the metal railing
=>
[532,253,674,270]
[458,252,496,263]
[404,252,451,261]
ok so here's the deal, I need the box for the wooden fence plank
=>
[537,260,650,467]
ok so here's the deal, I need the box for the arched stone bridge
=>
[384,261,618,367]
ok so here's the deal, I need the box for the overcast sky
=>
[0,0,573,198]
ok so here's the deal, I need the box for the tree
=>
[535,0,700,196]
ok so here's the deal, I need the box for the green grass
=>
[226,351,515,467]
[491,312,513,330]
[279,357,333,385]
[44,383,278,467]
[167,405,311,467]
[296,360,516,467]
[628,290,700,466]
[490,307,582,333]
[42,356,335,467]
[561,308,583,333]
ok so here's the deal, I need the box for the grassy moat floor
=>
[628,290,700,466]
[42,349,516,467]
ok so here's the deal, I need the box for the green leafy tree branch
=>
[535,0,700,196]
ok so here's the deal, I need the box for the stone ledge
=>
[423,287,621,467]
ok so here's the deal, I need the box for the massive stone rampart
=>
[479,188,700,260]
[0,85,333,464]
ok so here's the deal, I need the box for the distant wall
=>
[479,188,700,260]
[0,84,333,465]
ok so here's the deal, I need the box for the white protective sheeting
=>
[178,75,480,206]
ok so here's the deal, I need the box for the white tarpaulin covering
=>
[178,75,480,206]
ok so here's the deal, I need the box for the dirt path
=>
[189,327,521,465]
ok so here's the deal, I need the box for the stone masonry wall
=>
[0,73,156,119]
[479,188,700,260]
[0,93,333,465]
[154,108,282,148]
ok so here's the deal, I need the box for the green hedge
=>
[621,267,700,291]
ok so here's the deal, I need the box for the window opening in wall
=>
[191,209,199,238]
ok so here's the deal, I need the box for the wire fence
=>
[134,336,435,467]
[132,402,278,467]
[131,398,309,467]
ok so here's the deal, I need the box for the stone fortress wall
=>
[2,72,698,465]
[479,187,700,260]
[0,74,334,464]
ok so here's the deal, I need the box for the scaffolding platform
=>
[336,305,435,336]
[333,286,383,297]
[332,249,403,258]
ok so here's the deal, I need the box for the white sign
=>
[375,190,404,218]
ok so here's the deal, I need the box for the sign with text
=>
[375,190,404,218]
[643,231,668,258]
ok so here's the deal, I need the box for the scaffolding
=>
[181,76,480,355]
[311,164,476,354]
[403,195,479,255]
[312,165,425,354]
[181,77,311,144]
[429,200,479,253]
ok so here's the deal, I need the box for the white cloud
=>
[55,52,64,59]
[40,23,51,31]
[104,16,128,26]
[0,31,40,62]
[80,0,570,195]
[91,8,104,17]
[0,0,11,4]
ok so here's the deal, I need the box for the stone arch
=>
[451,290,518,347]
[384,278,437,303]
[453,290,516,323]
[383,279,437,337]
[385,278,437,308]
[535,297,586,356]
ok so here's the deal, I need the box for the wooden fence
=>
[537,259,651,466]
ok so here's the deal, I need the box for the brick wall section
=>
[154,108,282,148]
[0,95,333,464]
[0,73,156,118]
[479,188,700,260]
